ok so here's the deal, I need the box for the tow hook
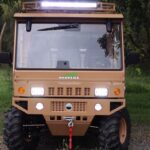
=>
[64,117,75,150]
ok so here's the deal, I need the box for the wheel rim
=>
[119,118,127,144]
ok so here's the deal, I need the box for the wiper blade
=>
[38,24,79,31]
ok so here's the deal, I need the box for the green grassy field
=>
[126,64,150,124]
[0,66,12,133]
[0,65,150,134]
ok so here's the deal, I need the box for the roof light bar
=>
[22,1,116,12]
[41,1,97,8]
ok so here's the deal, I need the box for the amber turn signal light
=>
[114,88,121,96]
[18,87,25,94]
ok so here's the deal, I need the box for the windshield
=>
[16,22,122,70]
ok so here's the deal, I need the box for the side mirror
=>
[106,20,113,33]
[0,52,12,64]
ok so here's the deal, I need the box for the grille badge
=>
[65,103,73,111]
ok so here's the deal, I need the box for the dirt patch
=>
[129,124,150,150]
[0,124,150,150]
[0,136,7,150]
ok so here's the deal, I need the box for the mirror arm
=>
[106,20,113,33]
[26,18,32,32]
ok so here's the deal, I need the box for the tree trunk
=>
[0,22,6,52]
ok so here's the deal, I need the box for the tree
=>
[101,0,127,14]
[0,0,21,52]
[127,0,150,58]
[102,0,150,59]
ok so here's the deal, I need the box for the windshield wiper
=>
[38,24,79,31]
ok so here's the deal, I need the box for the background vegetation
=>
[126,63,150,124]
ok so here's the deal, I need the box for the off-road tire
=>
[98,108,131,150]
[3,107,39,150]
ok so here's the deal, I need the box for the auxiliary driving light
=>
[114,88,121,96]
[95,104,102,111]
[95,88,108,97]
[31,87,44,96]
[36,103,44,110]
[18,87,25,94]
[41,1,97,8]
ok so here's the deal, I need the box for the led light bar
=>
[41,1,97,8]
[22,1,116,12]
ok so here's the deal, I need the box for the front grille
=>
[51,101,87,112]
[51,101,64,111]
[73,102,86,111]
[48,87,91,97]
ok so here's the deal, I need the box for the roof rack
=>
[22,1,116,13]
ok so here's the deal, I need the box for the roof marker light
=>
[41,1,97,8]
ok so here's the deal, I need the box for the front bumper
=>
[13,97,125,116]
[13,97,125,136]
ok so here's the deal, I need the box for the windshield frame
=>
[15,18,124,71]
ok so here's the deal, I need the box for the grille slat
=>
[58,87,63,96]
[66,88,72,96]
[75,88,82,96]
[49,87,55,96]
[84,88,90,96]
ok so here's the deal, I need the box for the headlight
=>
[95,88,108,97]
[31,87,44,96]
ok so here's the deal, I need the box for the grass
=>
[0,64,150,135]
[126,64,150,124]
[0,65,12,133]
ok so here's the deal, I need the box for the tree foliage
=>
[102,0,150,59]
[127,0,150,58]
[0,0,21,51]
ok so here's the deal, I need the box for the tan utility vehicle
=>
[0,1,131,150]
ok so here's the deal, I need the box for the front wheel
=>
[98,108,131,150]
[3,107,40,150]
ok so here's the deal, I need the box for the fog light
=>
[95,104,102,111]
[36,103,44,110]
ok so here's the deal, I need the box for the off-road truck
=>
[0,1,131,150]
